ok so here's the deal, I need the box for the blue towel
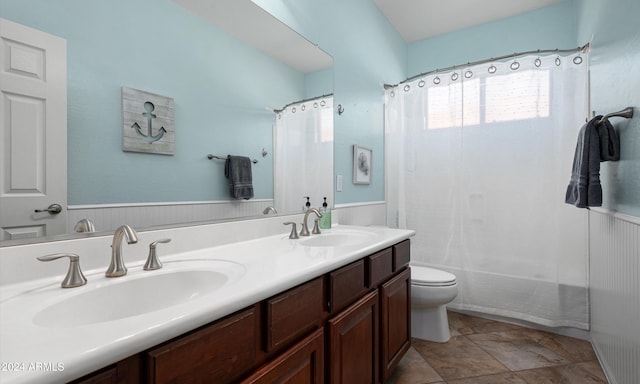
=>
[224,156,254,200]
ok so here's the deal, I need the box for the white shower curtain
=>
[274,96,333,213]
[385,53,590,329]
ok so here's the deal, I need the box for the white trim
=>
[589,207,640,225]
[591,338,619,384]
[68,199,273,210]
[334,201,385,209]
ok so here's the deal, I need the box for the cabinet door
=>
[241,328,324,384]
[146,306,257,384]
[328,290,379,384]
[380,267,411,381]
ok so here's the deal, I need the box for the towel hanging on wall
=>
[597,118,620,161]
[565,115,620,208]
[225,155,254,200]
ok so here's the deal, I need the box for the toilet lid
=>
[411,266,456,287]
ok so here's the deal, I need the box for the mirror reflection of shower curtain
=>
[385,55,589,329]
[274,97,333,214]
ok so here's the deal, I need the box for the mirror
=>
[0,0,333,246]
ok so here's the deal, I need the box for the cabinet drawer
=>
[71,367,117,384]
[265,277,324,353]
[147,306,257,384]
[367,247,393,288]
[392,240,411,271]
[328,259,367,313]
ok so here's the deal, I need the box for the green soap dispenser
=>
[319,197,332,229]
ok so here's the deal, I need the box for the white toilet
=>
[411,265,458,343]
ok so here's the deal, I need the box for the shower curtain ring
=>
[433,69,441,85]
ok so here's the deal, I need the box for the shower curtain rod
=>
[273,93,333,113]
[384,43,590,89]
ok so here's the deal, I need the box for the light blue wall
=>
[304,67,333,99]
[0,0,306,205]
[254,0,407,205]
[408,1,578,78]
[576,0,640,217]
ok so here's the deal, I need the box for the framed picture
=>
[353,145,372,184]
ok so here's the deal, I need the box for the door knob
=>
[35,203,62,214]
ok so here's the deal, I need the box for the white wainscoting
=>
[589,209,640,384]
[68,200,388,234]
[334,201,386,226]
[67,199,275,233]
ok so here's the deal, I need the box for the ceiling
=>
[174,0,565,73]
[172,0,333,73]
[373,0,566,42]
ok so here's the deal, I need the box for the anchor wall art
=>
[122,87,175,155]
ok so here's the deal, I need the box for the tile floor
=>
[387,311,608,384]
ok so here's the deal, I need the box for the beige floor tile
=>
[385,347,444,384]
[467,330,570,371]
[447,372,529,384]
[448,311,521,335]
[390,314,607,384]
[521,329,597,363]
[515,362,608,383]
[412,336,509,380]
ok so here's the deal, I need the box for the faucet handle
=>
[144,238,171,271]
[37,253,87,288]
[283,222,299,239]
[312,219,321,235]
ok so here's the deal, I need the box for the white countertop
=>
[0,225,414,384]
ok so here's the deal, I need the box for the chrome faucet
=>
[263,206,278,214]
[300,208,322,236]
[73,218,96,233]
[283,222,299,239]
[105,225,138,277]
[144,238,171,270]
[37,253,87,288]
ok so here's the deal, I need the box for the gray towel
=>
[597,118,620,161]
[565,117,603,208]
[224,155,254,200]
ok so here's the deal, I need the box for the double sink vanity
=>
[0,216,414,383]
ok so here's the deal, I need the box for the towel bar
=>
[207,154,258,164]
[598,107,634,123]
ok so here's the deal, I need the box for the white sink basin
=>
[32,259,245,328]
[299,230,376,248]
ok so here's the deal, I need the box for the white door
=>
[0,18,67,240]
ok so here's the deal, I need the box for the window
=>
[426,69,550,129]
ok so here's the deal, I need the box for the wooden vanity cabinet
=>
[73,240,411,384]
[326,243,412,384]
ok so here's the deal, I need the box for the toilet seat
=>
[411,266,456,287]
